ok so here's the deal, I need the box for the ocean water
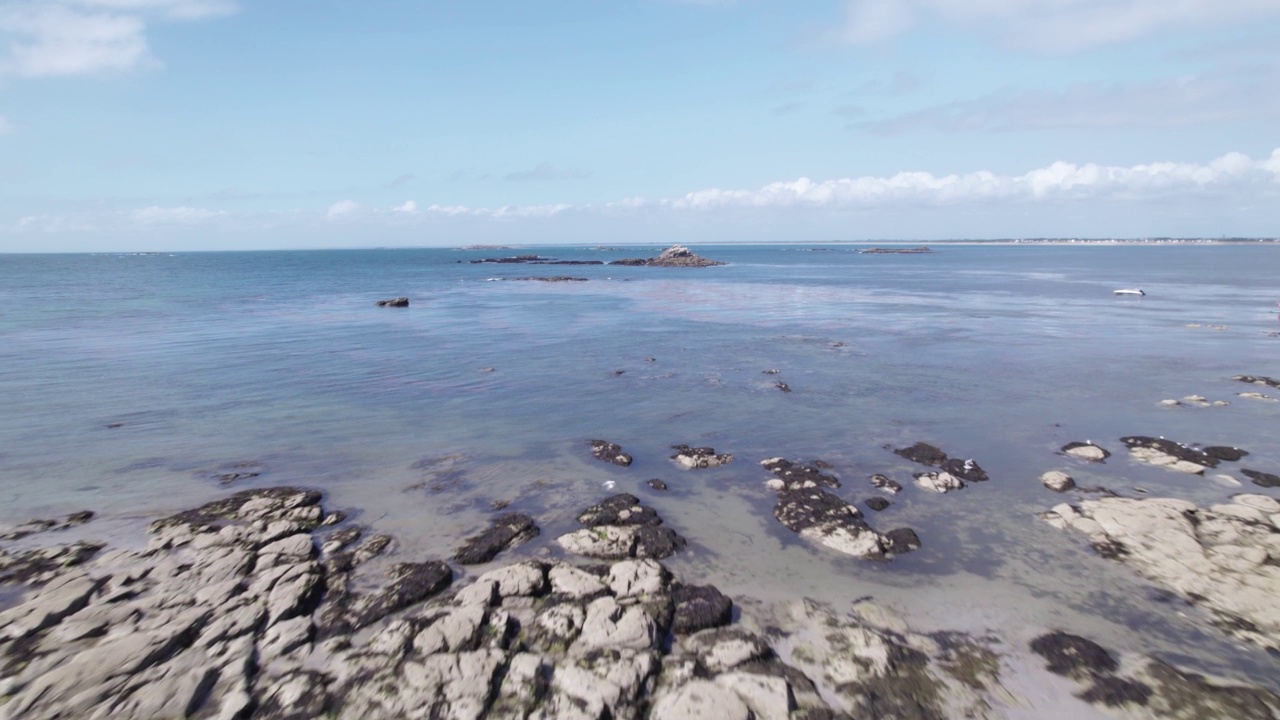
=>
[2,243,1279,692]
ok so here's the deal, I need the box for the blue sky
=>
[1,0,1279,251]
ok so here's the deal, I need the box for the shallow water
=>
[2,243,1279,690]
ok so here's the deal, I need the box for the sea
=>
[2,243,1278,704]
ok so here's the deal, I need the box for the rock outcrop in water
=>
[555,493,687,560]
[761,457,920,559]
[670,444,733,469]
[609,245,725,268]
[375,297,409,307]
[1041,493,1280,651]
[1062,441,1111,462]
[892,441,989,492]
[590,440,633,467]
[1118,436,1248,475]
[452,512,540,565]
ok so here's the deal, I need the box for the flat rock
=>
[577,494,661,527]
[1041,471,1076,492]
[652,680,751,720]
[774,488,901,559]
[893,442,989,482]
[1062,442,1111,462]
[1042,494,1280,650]
[870,473,902,493]
[1242,469,1280,488]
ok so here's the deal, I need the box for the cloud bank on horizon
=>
[1,0,1278,250]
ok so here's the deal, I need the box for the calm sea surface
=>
[2,244,1278,690]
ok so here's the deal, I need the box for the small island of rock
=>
[610,244,725,267]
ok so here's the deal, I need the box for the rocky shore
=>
[4,422,1280,720]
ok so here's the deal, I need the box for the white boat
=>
[1113,288,1145,296]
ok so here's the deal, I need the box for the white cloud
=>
[132,205,226,223]
[0,0,234,77]
[326,199,359,219]
[5,148,1279,249]
[666,149,1280,209]
[836,0,1280,52]
[391,200,418,213]
[0,114,11,133]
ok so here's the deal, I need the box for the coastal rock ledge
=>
[1041,493,1280,651]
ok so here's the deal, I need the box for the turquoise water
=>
[2,244,1279,686]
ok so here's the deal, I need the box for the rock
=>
[475,561,547,598]
[1041,471,1076,492]
[683,627,771,673]
[760,457,840,490]
[646,478,668,491]
[549,564,608,600]
[1202,446,1249,463]
[915,471,964,493]
[1119,436,1222,474]
[671,584,733,634]
[349,561,453,630]
[1062,442,1111,462]
[608,559,668,598]
[452,512,540,565]
[1233,374,1280,389]
[882,528,921,554]
[715,672,794,720]
[413,605,488,655]
[576,596,659,651]
[865,497,890,511]
[0,510,95,541]
[775,381,791,392]
[761,598,998,719]
[1030,632,1117,679]
[1242,469,1280,488]
[773,489,901,559]
[870,473,902,493]
[893,442,989,482]
[577,494,661,527]
[1238,391,1278,402]
[376,297,409,307]
[610,244,726,268]
[651,680,751,720]
[557,525,686,560]
[893,441,948,466]
[0,540,104,585]
[590,439,633,467]
[670,444,733,469]
[1043,495,1280,650]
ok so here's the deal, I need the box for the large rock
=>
[609,244,726,268]
[892,441,989,482]
[590,440,633,467]
[760,457,840,489]
[1118,436,1239,475]
[1062,441,1111,462]
[773,488,911,559]
[1042,494,1280,650]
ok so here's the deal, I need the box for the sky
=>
[1,0,1279,251]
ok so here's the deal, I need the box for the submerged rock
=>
[865,497,890,511]
[1242,468,1280,488]
[452,512,540,565]
[1041,493,1280,650]
[670,444,733,469]
[646,478,669,492]
[375,297,409,307]
[590,439,633,467]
